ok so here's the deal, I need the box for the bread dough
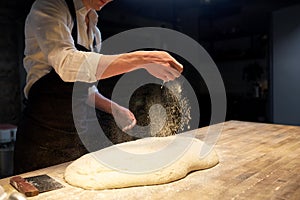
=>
[64,135,219,190]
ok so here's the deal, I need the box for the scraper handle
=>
[10,176,39,197]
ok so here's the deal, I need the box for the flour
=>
[64,135,219,190]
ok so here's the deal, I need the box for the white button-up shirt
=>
[23,0,102,98]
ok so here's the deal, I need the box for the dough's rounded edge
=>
[64,137,219,190]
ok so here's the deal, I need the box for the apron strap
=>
[65,0,78,44]
[65,0,96,50]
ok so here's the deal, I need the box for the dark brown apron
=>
[14,0,96,174]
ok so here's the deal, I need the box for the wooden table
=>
[0,121,299,199]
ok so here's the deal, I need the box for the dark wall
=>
[1,0,300,127]
[0,1,27,125]
[272,4,300,125]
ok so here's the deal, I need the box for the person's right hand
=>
[139,51,183,81]
[96,50,183,80]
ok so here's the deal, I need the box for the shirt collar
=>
[74,0,89,16]
[74,0,98,22]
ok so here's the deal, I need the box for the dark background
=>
[1,0,300,128]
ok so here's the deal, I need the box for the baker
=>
[14,0,183,174]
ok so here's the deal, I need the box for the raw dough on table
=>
[64,135,219,190]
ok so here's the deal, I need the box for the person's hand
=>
[96,50,183,80]
[112,104,137,132]
[141,51,183,81]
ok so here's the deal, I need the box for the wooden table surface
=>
[0,121,299,200]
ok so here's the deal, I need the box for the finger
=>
[165,67,181,80]
[160,75,171,82]
[122,126,130,132]
[169,59,183,73]
[122,119,136,132]
[130,118,137,128]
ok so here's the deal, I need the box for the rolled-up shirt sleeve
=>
[27,0,101,83]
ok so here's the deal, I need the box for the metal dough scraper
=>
[10,174,64,197]
[25,174,64,193]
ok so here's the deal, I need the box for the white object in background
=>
[0,124,17,143]
[0,185,7,200]
[7,192,27,200]
[0,188,27,200]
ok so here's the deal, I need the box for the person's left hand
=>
[112,104,136,132]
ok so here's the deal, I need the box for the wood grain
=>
[0,121,299,199]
